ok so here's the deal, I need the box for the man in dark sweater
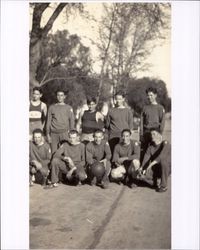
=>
[106,91,133,154]
[86,129,111,189]
[111,129,140,188]
[46,90,75,154]
[29,129,51,186]
[49,130,87,187]
[140,87,165,160]
[139,128,171,192]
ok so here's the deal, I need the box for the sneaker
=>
[30,181,34,187]
[156,186,167,193]
[130,183,137,189]
[77,181,82,186]
[101,181,109,189]
[91,177,97,186]
[31,175,35,182]
[43,183,59,189]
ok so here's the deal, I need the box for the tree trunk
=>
[30,38,42,90]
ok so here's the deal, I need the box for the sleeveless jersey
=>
[82,111,104,134]
[29,101,42,122]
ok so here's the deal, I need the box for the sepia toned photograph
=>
[29,2,171,249]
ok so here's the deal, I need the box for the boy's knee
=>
[132,159,140,170]
[111,165,126,179]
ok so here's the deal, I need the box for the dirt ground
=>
[30,119,171,249]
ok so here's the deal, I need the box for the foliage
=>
[97,3,170,90]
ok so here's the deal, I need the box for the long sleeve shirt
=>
[140,104,165,136]
[29,142,51,167]
[106,107,133,139]
[53,142,85,168]
[141,140,171,168]
[86,140,111,165]
[46,103,74,134]
[112,140,140,164]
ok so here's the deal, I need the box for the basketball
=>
[91,162,105,180]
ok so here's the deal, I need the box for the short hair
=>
[68,129,79,136]
[87,96,97,105]
[150,127,161,134]
[121,129,131,136]
[94,129,104,136]
[146,87,157,95]
[55,89,67,95]
[32,128,43,136]
[33,87,42,94]
[115,91,125,98]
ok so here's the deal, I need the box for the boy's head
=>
[150,128,162,144]
[115,91,125,107]
[93,129,104,145]
[32,129,44,145]
[121,129,131,145]
[68,130,79,145]
[146,87,157,104]
[87,97,97,112]
[56,89,66,103]
[32,87,42,101]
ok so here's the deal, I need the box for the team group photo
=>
[29,2,171,249]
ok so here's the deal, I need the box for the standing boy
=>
[140,87,165,160]
[106,91,133,154]
[46,90,75,154]
[29,87,47,140]
[76,97,104,143]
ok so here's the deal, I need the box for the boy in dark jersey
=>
[29,129,51,186]
[140,87,165,160]
[139,128,171,192]
[86,129,111,189]
[111,129,140,188]
[29,87,47,140]
[49,130,87,187]
[106,91,133,155]
[76,97,104,143]
[46,90,75,154]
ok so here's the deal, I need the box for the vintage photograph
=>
[29,2,171,249]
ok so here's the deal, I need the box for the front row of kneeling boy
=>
[30,128,171,193]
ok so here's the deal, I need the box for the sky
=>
[30,3,171,96]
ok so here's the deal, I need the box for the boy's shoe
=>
[29,181,34,187]
[77,181,82,186]
[130,183,137,189]
[156,186,167,193]
[31,175,35,182]
[101,181,109,189]
[43,183,59,189]
[91,177,97,186]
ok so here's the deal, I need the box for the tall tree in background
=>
[97,3,170,95]
[30,3,83,89]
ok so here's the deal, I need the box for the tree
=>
[30,3,83,89]
[97,3,170,94]
[126,77,171,115]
